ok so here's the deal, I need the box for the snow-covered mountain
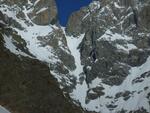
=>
[0,0,150,113]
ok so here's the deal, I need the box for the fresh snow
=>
[0,2,150,113]
[86,56,150,113]
[3,34,30,57]
[114,2,124,9]
[34,0,40,6]
[27,0,32,5]
[64,31,90,110]
[0,20,6,25]
[116,43,137,53]
[82,12,90,20]
[65,34,84,79]
[0,106,11,113]
[89,1,100,12]
[97,29,137,52]
[64,31,104,112]
[0,4,60,63]
[36,7,48,15]
[64,28,150,113]
[97,29,132,41]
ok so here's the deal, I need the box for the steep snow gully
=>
[0,0,150,113]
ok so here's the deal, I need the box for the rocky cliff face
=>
[67,0,150,85]
[0,0,57,25]
[0,5,85,113]
[0,0,150,113]
[66,0,150,112]
[0,32,84,113]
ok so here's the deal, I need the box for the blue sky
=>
[55,0,92,26]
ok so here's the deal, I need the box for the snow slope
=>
[0,106,11,113]
[65,30,150,113]
[0,4,59,63]
[0,1,150,113]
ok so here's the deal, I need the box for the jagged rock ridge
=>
[0,0,150,113]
